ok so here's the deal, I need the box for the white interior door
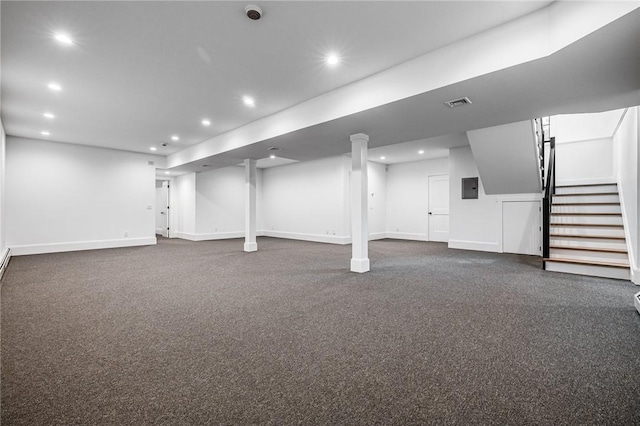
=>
[428,175,449,242]
[502,201,541,255]
[155,181,171,238]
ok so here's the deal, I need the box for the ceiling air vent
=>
[444,97,472,108]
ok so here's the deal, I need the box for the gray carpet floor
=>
[2,237,640,425]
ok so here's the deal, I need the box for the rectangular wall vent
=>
[445,97,472,108]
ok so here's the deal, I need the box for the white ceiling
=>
[552,109,625,143]
[2,1,639,178]
[1,1,552,155]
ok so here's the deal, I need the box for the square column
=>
[350,133,370,273]
[244,159,258,252]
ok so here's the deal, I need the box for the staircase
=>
[544,183,630,280]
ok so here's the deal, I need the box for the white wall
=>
[386,157,448,241]
[555,138,614,185]
[448,146,540,253]
[195,166,245,239]
[467,120,541,194]
[262,156,350,244]
[0,119,6,255]
[174,172,196,239]
[6,137,158,255]
[613,107,639,284]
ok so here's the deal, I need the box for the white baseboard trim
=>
[263,230,350,245]
[10,237,157,256]
[385,232,427,242]
[155,227,163,235]
[556,177,616,186]
[0,247,11,281]
[369,232,387,241]
[175,232,197,241]
[631,268,640,286]
[177,231,245,242]
[448,239,500,253]
[175,231,429,244]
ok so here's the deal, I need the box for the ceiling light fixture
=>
[243,96,255,107]
[150,147,157,151]
[270,155,276,159]
[171,135,179,141]
[54,33,73,45]
[44,112,55,119]
[326,53,340,66]
[380,156,386,160]
[201,119,211,126]
[418,150,424,154]
[41,131,50,136]
[165,171,170,175]
[48,82,62,91]
[245,4,262,20]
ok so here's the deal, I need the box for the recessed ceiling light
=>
[270,155,276,159]
[326,53,340,66]
[201,119,211,126]
[48,82,62,91]
[243,96,255,107]
[380,156,386,160]
[44,112,55,119]
[150,147,157,151]
[54,33,73,45]
[41,131,50,136]
[171,135,179,141]
[418,150,424,154]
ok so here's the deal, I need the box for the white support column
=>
[244,159,258,252]
[350,133,370,273]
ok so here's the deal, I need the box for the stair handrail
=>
[542,137,556,259]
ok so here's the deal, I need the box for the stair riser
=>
[552,205,621,214]
[549,238,627,250]
[553,195,619,204]
[545,261,630,280]
[550,227,624,237]
[550,216,622,225]
[549,249,629,264]
[555,185,617,195]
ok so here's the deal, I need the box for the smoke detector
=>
[267,147,281,151]
[245,4,262,20]
[444,97,472,108]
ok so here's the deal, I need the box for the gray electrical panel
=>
[462,177,479,199]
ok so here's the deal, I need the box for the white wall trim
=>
[448,239,500,253]
[556,177,616,186]
[369,232,387,241]
[263,230,350,245]
[617,183,639,285]
[188,231,245,241]
[385,232,427,242]
[175,232,197,241]
[10,237,157,256]
[555,136,615,146]
[0,248,11,281]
